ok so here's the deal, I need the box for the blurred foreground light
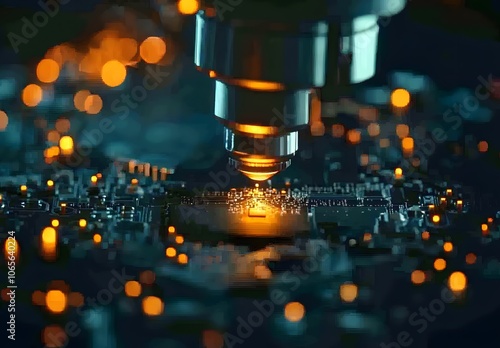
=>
[78,219,87,228]
[22,84,43,107]
[434,258,446,271]
[478,141,488,152]
[178,0,199,15]
[443,242,453,252]
[339,282,358,302]
[0,110,8,131]
[166,247,176,257]
[47,180,54,187]
[421,231,430,240]
[59,136,74,155]
[101,60,127,87]
[284,302,305,322]
[465,253,477,264]
[142,296,164,316]
[45,290,67,314]
[93,234,101,244]
[124,281,141,297]
[448,271,467,292]
[41,227,57,244]
[139,37,166,64]
[140,270,155,285]
[168,226,175,233]
[432,215,440,224]
[74,90,91,111]
[84,95,102,115]
[51,219,59,227]
[390,88,410,108]
[36,59,60,83]
[178,253,188,264]
[43,325,67,348]
[175,235,184,244]
[411,270,425,284]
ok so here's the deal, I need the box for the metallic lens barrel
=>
[194,0,407,181]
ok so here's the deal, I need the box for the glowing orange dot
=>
[45,290,67,313]
[481,224,488,232]
[0,110,8,131]
[124,281,141,297]
[101,60,127,87]
[139,37,166,64]
[166,247,176,257]
[284,302,305,322]
[478,141,488,152]
[36,58,60,83]
[93,234,101,243]
[402,137,414,151]
[448,271,467,292]
[142,296,163,316]
[411,270,425,284]
[74,90,91,111]
[168,226,175,233]
[421,231,430,240]
[347,129,361,144]
[177,0,199,15]
[434,258,446,271]
[22,84,43,107]
[84,95,102,115]
[178,253,188,264]
[443,242,453,252]
[391,88,410,108]
[175,235,184,244]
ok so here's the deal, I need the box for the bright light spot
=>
[124,281,141,297]
[432,215,440,223]
[178,253,188,264]
[101,60,127,87]
[91,175,98,184]
[443,242,453,252]
[411,270,425,284]
[79,219,87,228]
[84,94,102,115]
[45,290,67,313]
[391,88,410,108]
[394,168,403,176]
[36,58,60,83]
[175,235,184,244]
[339,282,358,302]
[168,226,175,233]
[74,90,91,111]
[177,0,199,15]
[59,136,74,155]
[139,37,166,64]
[448,271,467,292]
[284,302,305,322]
[47,180,54,187]
[421,231,430,240]
[142,296,164,316]
[22,84,43,107]
[0,111,8,131]
[478,141,488,152]
[51,219,59,227]
[41,227,57,244]
[434,258,446,271]
[93,234,101,243]
[166,247,176,257]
